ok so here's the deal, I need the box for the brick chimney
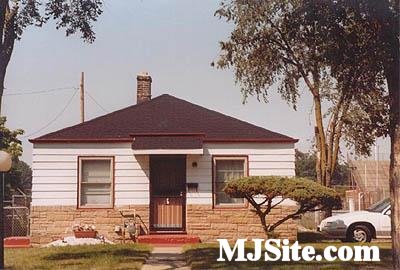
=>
[136,72,152,104]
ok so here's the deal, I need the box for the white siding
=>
[31,143,149,206]
[186,143,295,204]
[32,142,295,206]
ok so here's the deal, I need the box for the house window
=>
[78,157,114,208]
[213,156,248,206]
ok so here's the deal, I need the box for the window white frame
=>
[212,156,248,208]
[78,156,114,209]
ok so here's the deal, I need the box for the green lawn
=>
[5,243,152,270]
[183,242,393,270]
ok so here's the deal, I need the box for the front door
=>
[150,155,186,232]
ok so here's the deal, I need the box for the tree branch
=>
[268,206,305,232]
[271,197,285,208]
[0,0,7,47]
[246,194,273,234]
[265,17,318,97]
[331,98,351,174]
[256,197,269,207]
[2,1,18,63]
[326,90,346,184]
[246,195,262,214]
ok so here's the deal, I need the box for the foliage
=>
[4,159,32,201]
[299,1,399,267]
[295,150,317,180]
[305,0,398,86]
[214,1,389,188]
[0,116,23,157]
[224,176,341,233]
[301,0,394,155]
[0,116,29,200]
[5,243,152,270]
[295,150,349,185]
[0,0,103,113]
[12,0,103,43]
[331,164,350,186]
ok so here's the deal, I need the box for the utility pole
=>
[80,72,85,123]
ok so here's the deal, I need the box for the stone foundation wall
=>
[30,205,149,246]
[30,204,297,245]
[186,205,298,242]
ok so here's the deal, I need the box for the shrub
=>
[224,176,342,234]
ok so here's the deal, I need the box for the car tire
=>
[347,225,373,243]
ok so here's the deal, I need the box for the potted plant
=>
[73,224,97,238]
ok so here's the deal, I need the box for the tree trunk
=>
[385,60,400,270]
[0,0,17,116]
[0,0,6,115]
[313,93,336,220]
[313,94,327,185]
[390,104,400,270]
[0,64,6,115]
[388,71,400,269]
[314,126,322,184]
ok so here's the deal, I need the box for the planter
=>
[74,230,97,238]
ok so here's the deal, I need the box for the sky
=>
[2,0,390,165]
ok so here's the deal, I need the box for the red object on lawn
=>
[74,230,97,238]
[4,237,31,248]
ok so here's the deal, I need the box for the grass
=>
[297,231,330,243]
[183,242,393,270]
[5,243,152,270]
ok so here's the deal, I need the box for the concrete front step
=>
[137,234,200,245]
[142,246,190,270]
[4,236,31,248]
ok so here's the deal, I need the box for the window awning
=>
[131,133,204,155]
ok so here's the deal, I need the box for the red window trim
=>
[212,155,249,209]
[77,156,115,209]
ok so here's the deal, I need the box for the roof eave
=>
[129,132,206,137]
[29,138,133,143]
[204,138,299,143]
[30,137,298,144]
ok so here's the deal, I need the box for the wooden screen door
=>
[150,155,186,232]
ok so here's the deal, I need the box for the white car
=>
[318,198,391,242]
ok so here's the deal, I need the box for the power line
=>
[86,90,108,113]
[3,86,77,96]
[21,89,79,139]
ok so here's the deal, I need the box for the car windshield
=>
[367,198,390,213]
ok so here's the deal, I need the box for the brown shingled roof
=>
[30,94,297,143]
[132,134,204,150]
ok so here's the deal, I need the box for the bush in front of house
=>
[223,176,342,236]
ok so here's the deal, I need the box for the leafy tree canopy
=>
[0,117,30,201]
[4,159,32,201]
[4,0,103,43]
[0,0,103,113]
[224,176,341,233]
[295,150,350,185]
[214,0,389,188]
[0,116,23,157]
[295,150,317,180]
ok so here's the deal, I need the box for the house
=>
[29,72,298,245]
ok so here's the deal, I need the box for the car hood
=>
[321,211,378,224]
